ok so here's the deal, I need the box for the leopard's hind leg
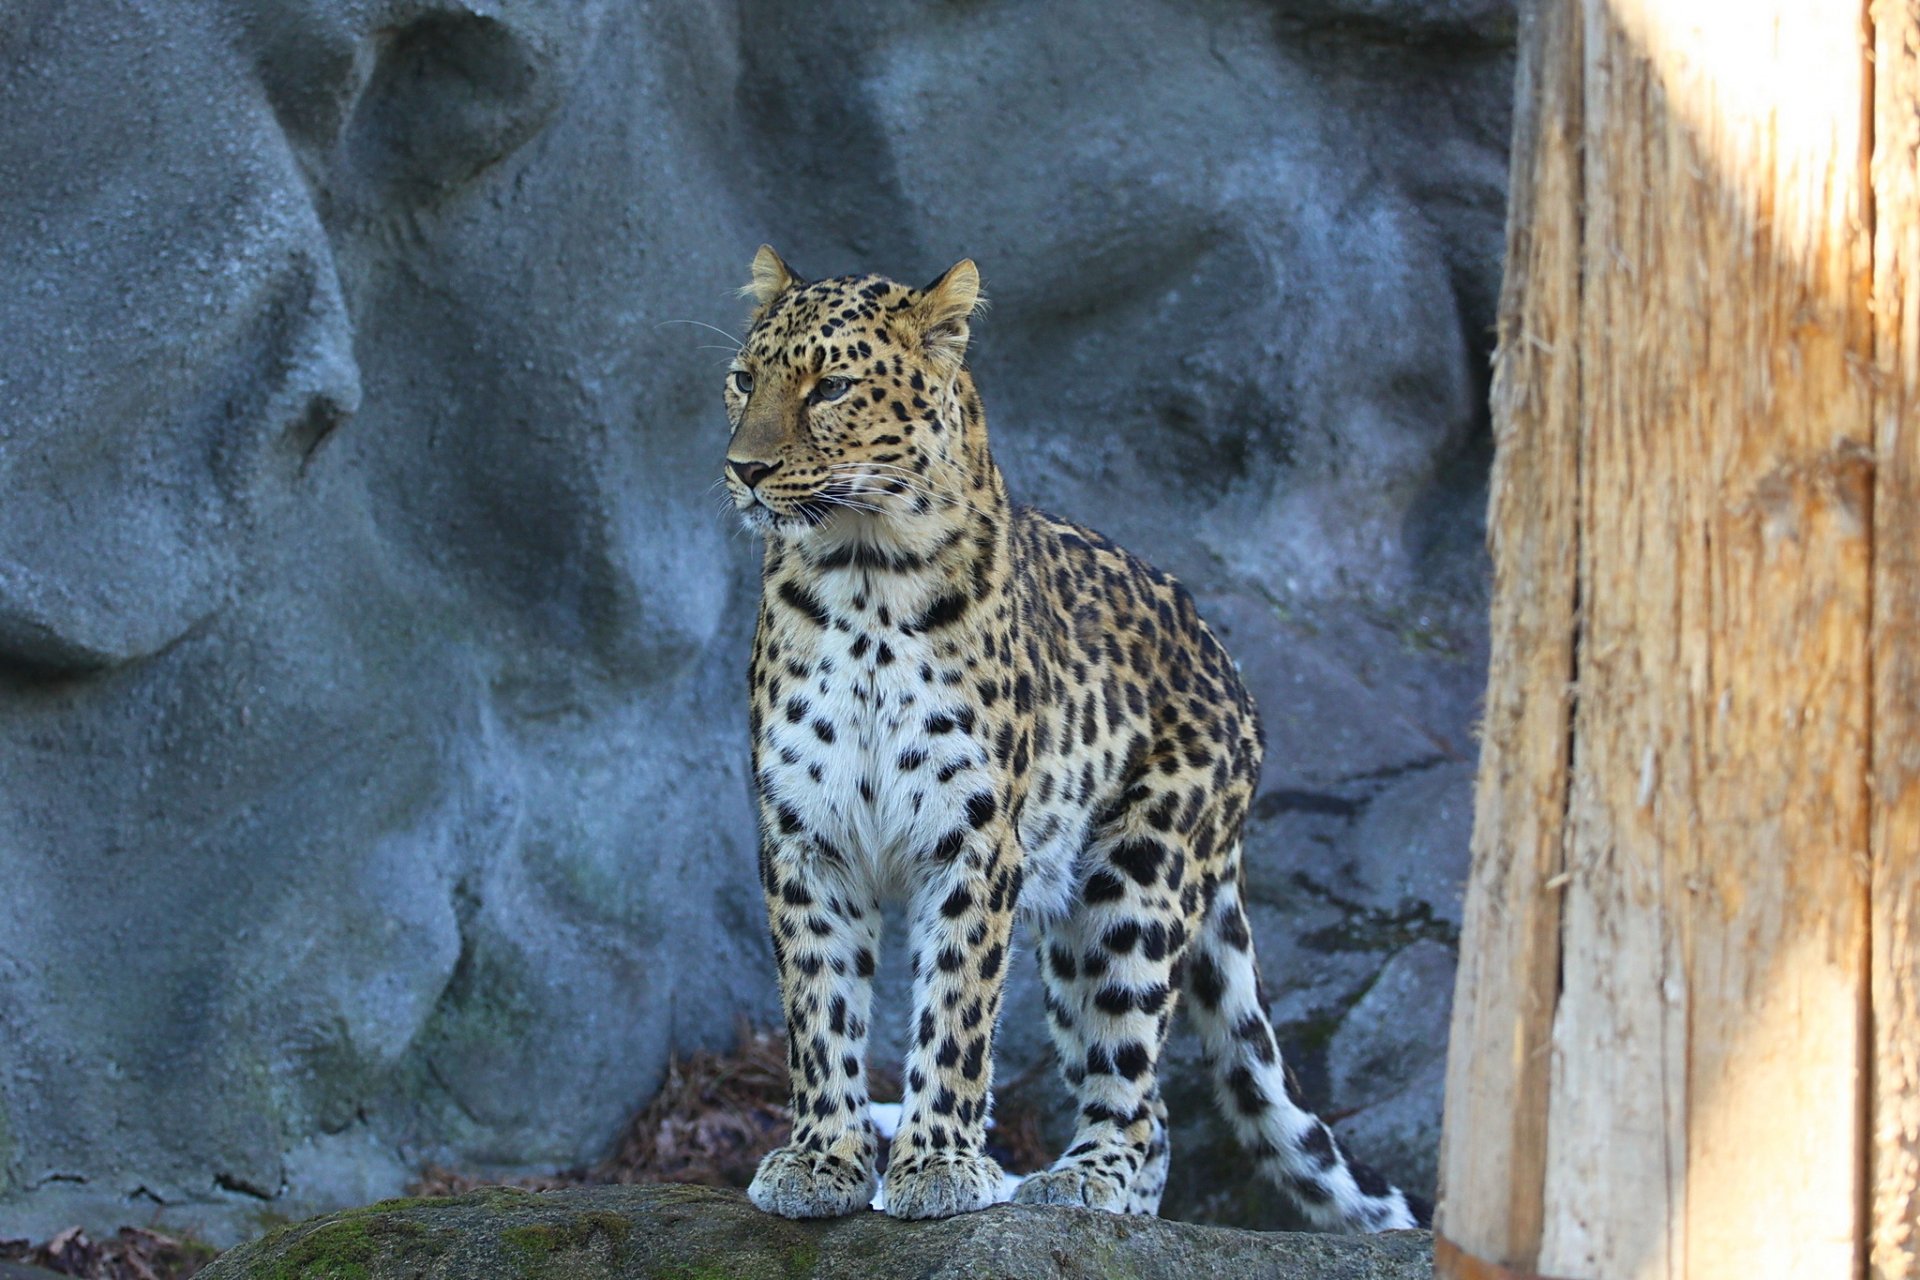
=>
[1015,763,1212,1214]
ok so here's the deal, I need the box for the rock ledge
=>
[199,1183,1433,1279]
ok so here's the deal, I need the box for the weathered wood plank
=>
[1871,5,1920,1277]
[1433,0,1582,1268]
[1532,5,1691,1269]
[1443,3,1879,1276]
[1538,4,1873,1277]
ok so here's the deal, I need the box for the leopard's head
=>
[722,246,984,543]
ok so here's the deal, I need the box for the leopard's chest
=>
[755,604,992,896]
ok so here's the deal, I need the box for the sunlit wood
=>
[1871,5,1920,1276]
[1436,1,1912,1276]
[1434,0,1581,1268]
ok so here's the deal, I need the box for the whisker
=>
[834,461,966,494]
[656,319,743,349]
[814,484,890,517]
[829,463,995,519]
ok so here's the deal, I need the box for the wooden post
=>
[1433,0,1584,1268]
[1437,1,1920,1276]
[1871,5,1920,1276]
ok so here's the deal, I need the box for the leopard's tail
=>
[1181,864,1431,1233]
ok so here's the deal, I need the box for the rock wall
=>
[0,0,1511,1241]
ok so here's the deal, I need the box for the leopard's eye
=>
[730,370,754,396]
[811,376,854,404]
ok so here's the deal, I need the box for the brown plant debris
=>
[0,1226,216,1280]
[412,1021,1056,1196]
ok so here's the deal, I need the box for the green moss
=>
[585,1211,632,1241]
[176,1237,224,1264]
[498,1210,631,1279]
[501,1223,568,1256]
[654,1266,738,1280]
[251,1212,438,1280]
[357,1194,444,1215]
[258,1218,379,1280]
[246,1207,298,1238]
[639,1231,814,1280]
[501,1215,620,1257]
[781,1238,819,1278]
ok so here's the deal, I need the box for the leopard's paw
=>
[1012,1161,1130,1212]
[748,1143,877,1219]
[881,1148,1006,1220]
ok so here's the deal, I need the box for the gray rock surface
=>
[198,1184,1435,1280]
[0,1265,60,1280]
[0,0,1510,1243]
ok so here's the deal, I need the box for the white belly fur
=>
[758,615,1082,915]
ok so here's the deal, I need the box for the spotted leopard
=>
[724,246,1427,1231]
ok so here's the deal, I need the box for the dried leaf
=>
[407,1020,1052,1199]
[0,1222,213,1279]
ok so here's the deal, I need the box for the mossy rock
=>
[200,1183,1431,1280]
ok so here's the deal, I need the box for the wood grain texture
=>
[1871,5,1920,1277]
[1433,0,1581,1267]
[1541,6,1873,1276]
[1442,2,1881,1276]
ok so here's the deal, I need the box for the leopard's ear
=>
[914,259,985,369]
[740,245,801,308]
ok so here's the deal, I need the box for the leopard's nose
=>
[728,458,779,488]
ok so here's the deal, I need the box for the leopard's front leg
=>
[882,823,1021,1220]
[748,834,883,1219]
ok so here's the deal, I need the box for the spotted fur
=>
[724,246,1427,1230]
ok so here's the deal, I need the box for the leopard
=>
[722,245,1429,1232]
